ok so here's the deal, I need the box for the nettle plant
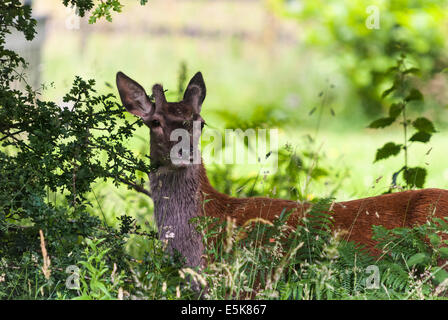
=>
[368,54,436,189]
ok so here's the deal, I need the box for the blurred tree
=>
[268,0,448,116]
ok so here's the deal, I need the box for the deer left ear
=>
[183,72,206,112]
[116,71,153,118]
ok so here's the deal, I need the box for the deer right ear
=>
[116,72,153,118]
[183,72,206,112]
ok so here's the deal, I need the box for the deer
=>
[116,70,448,293]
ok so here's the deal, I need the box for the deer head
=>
[116,71,206,169]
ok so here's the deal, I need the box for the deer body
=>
[116,71,448,271]
[152,161,448,266]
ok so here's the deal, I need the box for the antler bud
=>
[152,84,166,110]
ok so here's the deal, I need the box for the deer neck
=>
[149,163,206,267]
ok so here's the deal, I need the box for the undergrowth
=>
[3,197,448,300]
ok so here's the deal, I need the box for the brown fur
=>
[199,163,448,254]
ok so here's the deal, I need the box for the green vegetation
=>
[368,54,437,189]
[1,0,448,300]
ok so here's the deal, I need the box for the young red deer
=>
[116,71,448,272]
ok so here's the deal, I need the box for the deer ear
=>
[183,72,206,112]
[116,72,153,118]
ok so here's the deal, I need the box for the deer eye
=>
[150,119,161,127]
[182,120,191,128]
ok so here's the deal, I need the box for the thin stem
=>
[0,129,26,142]
[399,60,408,182]
[314,83,329,139]
[402,102,408,172]
[118,176,152,197]
[304,82,330,197]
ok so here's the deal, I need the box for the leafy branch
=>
[368,54,436,189]
[62,0,148,24]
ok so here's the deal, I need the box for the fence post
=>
[4,0,48,91]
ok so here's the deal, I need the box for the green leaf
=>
[403,167,427,188]
[382,84,396,98]
[409,131,431,143]
[405,88,423,102]
[403,67,421,75]
[431,267,448,285]
[311,167,329,179]
[433,217,448,230]
[386,66,398,74]
[368,117,395,129]
[389,103,403,118]
[428,233,441,247]
[412,117,436,133]
[374,142,402,162]
[72,295,93,300]
[439,247,448,259]
[407,253,429,266]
